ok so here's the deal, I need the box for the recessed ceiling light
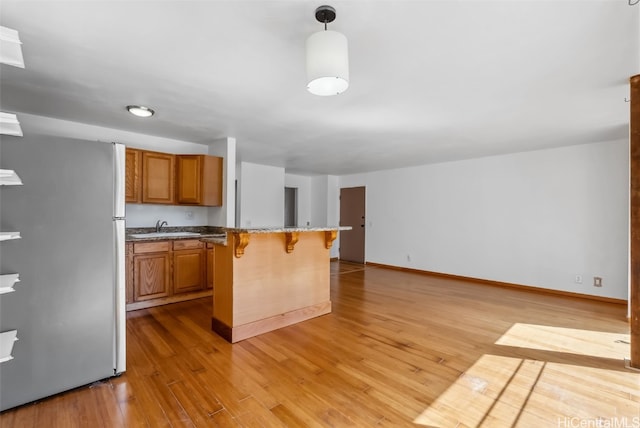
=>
[126,105,155,118]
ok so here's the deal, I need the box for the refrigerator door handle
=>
[114,219,126,374]
[113,143,126,219]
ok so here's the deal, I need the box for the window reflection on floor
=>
[414,324,639,427]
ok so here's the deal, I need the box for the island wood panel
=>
[231,233,330,327]
[213,240,234,326]
[211,231,332,342]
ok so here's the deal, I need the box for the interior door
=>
[340,186,366,263]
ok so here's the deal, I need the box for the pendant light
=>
[306,5,349,96]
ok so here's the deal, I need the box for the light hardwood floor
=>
[1,262,637,427]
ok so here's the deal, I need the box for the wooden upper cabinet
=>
[127,150,223,207]
[176,155,223,206]
[142,151,175,204]
[125,148,141,203]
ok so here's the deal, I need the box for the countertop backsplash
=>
[125,204,209,227]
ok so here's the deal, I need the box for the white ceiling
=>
[0,1,638,175]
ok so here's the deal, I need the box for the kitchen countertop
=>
[125,226,226,244]
[220,226,351,234]
[126,226,350,245]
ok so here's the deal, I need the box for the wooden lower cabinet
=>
[127,239,212,311]
[206,243,214,289]
[134,252,171,301]
[173,249,205,294]
[125,243,134,304]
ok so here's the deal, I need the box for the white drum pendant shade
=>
[306,30,349,96]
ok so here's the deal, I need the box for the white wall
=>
[237,162,284,227]
[284,173,312,227]
[19,113,208,154]
[208,137,236,227]
[311,176,329,226]
[327,175,340,258]
[126,204,208,228]
[18,113,234,228]
[339,141,629,300]
[311,175,340,258]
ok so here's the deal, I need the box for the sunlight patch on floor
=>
[495,323,630,360]
[413,354,640,427]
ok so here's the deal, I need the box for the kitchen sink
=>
[129,232,202,238]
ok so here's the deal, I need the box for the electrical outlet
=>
[575,275,583,284]
[593,277,602,287]
[185,211,194,220]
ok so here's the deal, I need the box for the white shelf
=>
[0,26,24,69]
[0,274,20,295]
[0,112,23,137]
[0,232,21,242]
[0,169,23,186]
[0,330,18,363]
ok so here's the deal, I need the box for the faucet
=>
[155,220,168,233]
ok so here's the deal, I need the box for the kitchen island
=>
[203,227,349,343]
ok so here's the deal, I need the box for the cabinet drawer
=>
[133,241,171,254]
[173,239,204,250]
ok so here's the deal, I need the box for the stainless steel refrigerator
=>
[0,133,126,411]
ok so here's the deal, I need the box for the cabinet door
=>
[201,155,223,207]
[142,151,175,204]
[176,155,202,204]
[134,253,171,301]
[176,155,222,206]
[206,244,214,290]
[125,148,141,203]
[173,249,205,294]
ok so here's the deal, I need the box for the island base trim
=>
[211,300,332,343]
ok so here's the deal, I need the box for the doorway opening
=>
[284,187,298,227]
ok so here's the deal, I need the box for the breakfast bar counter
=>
[202,226,349,343]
